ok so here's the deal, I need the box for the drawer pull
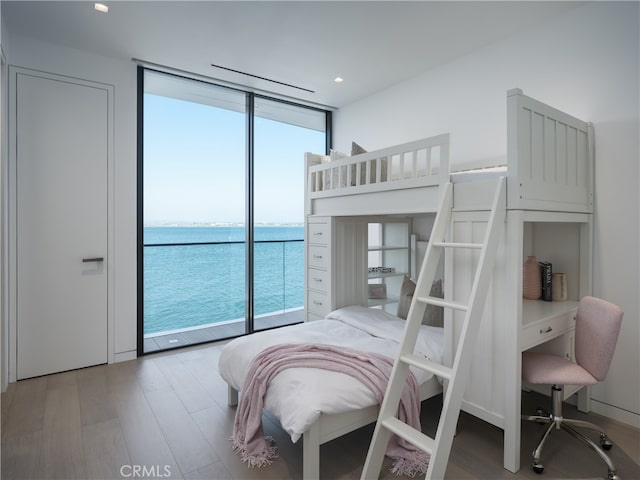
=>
[312,277,323,282]
[313,300,323,306]
[539,326,553,334]
[313,254,323,259]
[313,232,324,236]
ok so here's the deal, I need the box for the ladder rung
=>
[416,295,468,311]
[381,417,435,454]
[400,353,452,381]
[432,241,483,249]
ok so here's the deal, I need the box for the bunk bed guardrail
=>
[306,134,450,200]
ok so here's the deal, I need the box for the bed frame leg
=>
[227,385,238,407]
[303,421,320,480]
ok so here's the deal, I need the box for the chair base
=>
[522,385,620,480]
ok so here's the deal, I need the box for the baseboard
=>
[589,398,640,429]
[114,350,137,363]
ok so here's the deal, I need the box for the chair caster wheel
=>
[607,472,620,480]
[600,434,613,450]
[532,461,544,474]
[534,409,548,424]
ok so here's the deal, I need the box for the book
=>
[539,261,553,301]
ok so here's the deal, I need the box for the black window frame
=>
[136,66,332,356]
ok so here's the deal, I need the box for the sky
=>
[143,92,325,226]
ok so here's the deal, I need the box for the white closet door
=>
[16,72,108,379]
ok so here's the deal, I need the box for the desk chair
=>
[522,296,624,480]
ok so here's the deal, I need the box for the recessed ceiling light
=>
[94,3,109,13]
[334,77,344,83]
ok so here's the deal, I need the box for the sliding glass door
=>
[253,98,326,331]
[139,69,328,353]
[141,71,247,352]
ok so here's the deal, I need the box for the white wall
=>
[5,33,138,362]
[334,2,639,426]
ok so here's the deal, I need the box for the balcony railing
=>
[143,239,304,336]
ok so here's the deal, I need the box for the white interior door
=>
[16,71,108,380]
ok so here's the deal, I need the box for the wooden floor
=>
[2,341,639,480]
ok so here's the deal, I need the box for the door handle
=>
[82,257,104,263]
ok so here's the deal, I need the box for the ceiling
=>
[2,1,582,109]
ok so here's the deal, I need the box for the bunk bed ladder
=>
[361,177,506,480]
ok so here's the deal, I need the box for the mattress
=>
[218,305,444,443]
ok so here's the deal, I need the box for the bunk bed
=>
[218,88,594,476]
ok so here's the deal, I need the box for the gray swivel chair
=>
[521,296,624,480]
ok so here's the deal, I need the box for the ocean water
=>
[144,226,304,334]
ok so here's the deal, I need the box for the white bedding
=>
[218,305,444,443]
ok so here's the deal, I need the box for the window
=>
[253,97,326,330]
[138,68,328,353]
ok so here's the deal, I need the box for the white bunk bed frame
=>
[298,88,594,476]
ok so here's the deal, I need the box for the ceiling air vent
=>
[210,64,314,94]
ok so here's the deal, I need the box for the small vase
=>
[523,255,541,300]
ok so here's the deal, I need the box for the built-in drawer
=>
[521,309,576,351]
[307,267,329,293]
[307,290,330,316]
[308,245,329,269]
[308,222,329,245]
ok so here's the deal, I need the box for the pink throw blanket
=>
[232,343,429,476]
